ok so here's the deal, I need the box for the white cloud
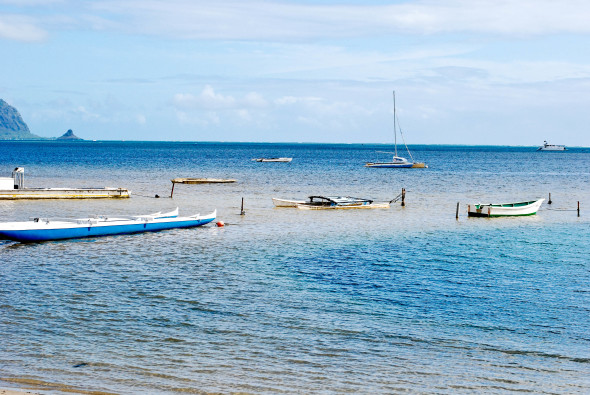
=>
[173,86,236,110]
[275,96,322,106]
[85,0,590,40]
[136,114,146,124]
[243,92,267,108]
[0,15,47,42]
[4,0,589,42]
[173,86,272,112]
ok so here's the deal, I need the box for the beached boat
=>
[467,199,544,217]
[365,91,427,168]
[537,141,566,151]
[253,158,293,162]
[0,208,216,242]
[273,195,390,210]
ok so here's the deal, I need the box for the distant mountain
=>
[0,99,41,140]
[57,129,83,140]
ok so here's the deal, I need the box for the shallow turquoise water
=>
[0,142,589,393]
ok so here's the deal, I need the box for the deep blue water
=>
[0,141,589,394]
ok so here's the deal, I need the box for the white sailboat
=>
[365,91,427,168]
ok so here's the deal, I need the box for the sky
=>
[1,0,590,145]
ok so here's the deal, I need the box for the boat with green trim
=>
[467,199,544,217]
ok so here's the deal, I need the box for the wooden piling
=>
[401,188,406,207]
[548,193,552,205]
[578,201,580,217]
[456,202,460,219]
[241,197,245,215]
[170,182,175,198]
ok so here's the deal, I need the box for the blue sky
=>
[1,0,589,145]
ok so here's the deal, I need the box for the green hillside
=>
[0,99,41,140]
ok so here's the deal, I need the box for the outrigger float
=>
[0,167,130,199]
[0,207,216,242]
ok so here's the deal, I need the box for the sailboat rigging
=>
[365,91,427,169]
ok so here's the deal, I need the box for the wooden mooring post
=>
[456,202,460,219]
[170,181,175,198]
[548,192,552,205]
[401,188,406,207]
[240,197,245,215]
[578,201,580,217]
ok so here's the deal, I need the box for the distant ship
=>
[537,140,566,151]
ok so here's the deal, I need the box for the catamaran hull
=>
[0,212,216,242]
[467,199,544,217]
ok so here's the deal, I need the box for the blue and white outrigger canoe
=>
[0,207,216,242]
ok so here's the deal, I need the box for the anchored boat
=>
[253,157,293,162]
[365,91,427,169]
[273,195,391,210]
[537,141,566,151]
[467,199,544,217]
[0,207,216,242]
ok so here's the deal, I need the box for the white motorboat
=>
[537,141,566,151]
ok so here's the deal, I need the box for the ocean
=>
[1,141,589,394]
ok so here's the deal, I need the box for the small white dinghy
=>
[467,199,544,217]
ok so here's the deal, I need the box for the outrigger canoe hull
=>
[0,210,216,242]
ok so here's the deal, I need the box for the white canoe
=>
[467,199,544,217]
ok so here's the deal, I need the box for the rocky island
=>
[57,129,83,140]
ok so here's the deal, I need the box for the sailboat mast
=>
[393,90,397,157]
